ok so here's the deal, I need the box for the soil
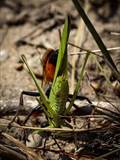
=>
[0,0,120,103]
[0,0,120,160]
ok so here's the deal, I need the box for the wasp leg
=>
[68,95,94,129]
[68,94,95,116]
[22,105,43,125]
[8,91,40,127]
[68,94,92,104]
[22,85,52,125]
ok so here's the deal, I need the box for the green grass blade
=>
[21,55,54,116]
[52,16,71,84]
[66,52,90,113]
[72,0,120,82]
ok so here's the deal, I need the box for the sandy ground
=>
[0,0,120,108]
[0,1,120,160]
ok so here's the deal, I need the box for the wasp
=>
[10,48,92,126]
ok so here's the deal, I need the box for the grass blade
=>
[52,16,71,84]
[21,55,54,116]
[72,0,120,82]
[66,52,90,113]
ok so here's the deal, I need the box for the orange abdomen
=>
[44,61,56,82]
[42,49,58,83]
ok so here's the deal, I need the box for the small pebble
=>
[26,133,42,147]
[0,50,9,62]
[15,63,24,71]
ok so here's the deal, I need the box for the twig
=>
[1,132,43,160]
[93,148,120,160]
[110,32,120,36]
[0,144,27,160]
[69,44,120,56]
[0,123,108,133]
